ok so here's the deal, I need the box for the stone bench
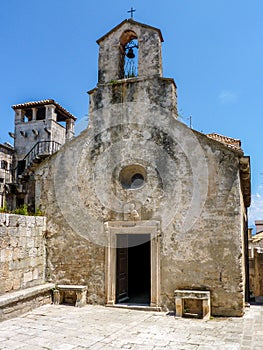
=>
[0,283,55,322]
[53,285,87,307]
[174,290,211,320]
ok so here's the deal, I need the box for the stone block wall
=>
[0,213,46,295]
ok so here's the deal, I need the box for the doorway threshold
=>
[106,303,161,312]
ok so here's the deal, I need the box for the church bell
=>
[126,48,135,59]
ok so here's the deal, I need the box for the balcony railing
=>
[17,141,61,176]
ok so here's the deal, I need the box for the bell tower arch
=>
[96,19,164,84]
[119,30,138,79]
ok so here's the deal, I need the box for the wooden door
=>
[116,234,129,302]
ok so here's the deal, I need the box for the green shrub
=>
[1,203,44,216]
[0,201,8,213]
[35,207,44,216]
[12,204,28,216]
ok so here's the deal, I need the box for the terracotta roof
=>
[206,133,241,150]
[0,142,14,153]
[97,19,164,44]
[12,99,77,120]
[252,232,263,243]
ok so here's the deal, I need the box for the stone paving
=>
[0,303,263,350]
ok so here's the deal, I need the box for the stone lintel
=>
[174,290,210,300]
[55,284,87,291]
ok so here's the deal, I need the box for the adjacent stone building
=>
[33,19,251,316]
[249,221,263,297]
[6,100,76,210]
[0,143,14,208]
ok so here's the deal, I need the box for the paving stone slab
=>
[0,304,263,349]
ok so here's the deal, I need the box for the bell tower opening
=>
[119,30,138,79]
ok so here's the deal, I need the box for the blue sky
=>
[0,0,262,227]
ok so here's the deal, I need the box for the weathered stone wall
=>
[88,76,177,124]
[35,107,246,316]
[160,134,245,316]
[0,214,46,295]
[44,222,105,305]
[50,120,66,146]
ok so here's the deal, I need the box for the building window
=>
[119,164,146,190]
[17,160,26,176]
[23,109,33,122]
[36,107,45,120]
[1,160,8,170]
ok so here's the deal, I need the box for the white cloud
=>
[218,90,238,104]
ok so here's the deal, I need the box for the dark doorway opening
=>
[116,234,151,305]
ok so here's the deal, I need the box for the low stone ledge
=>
[0,283,55,308]
[0,283,55,321]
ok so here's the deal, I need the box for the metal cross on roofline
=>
[128,7,136,19]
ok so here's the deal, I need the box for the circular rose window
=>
[119,164,146,190]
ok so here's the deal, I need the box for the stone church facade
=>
[1,19,251,317]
